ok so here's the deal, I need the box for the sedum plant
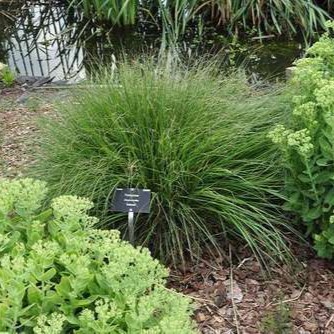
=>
[269,22,334,259]
[0,178,195,333]
[32,62,296,268]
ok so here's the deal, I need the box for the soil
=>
[1,88,334,334]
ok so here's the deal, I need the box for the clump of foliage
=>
[33,61,296,268]
[0,178,194,333]
[67,0,329,38]
[0,62,15,87]
[260,303,292,334]
[68,0,137,26]
[202,0,329,39]
[269,21,334,259]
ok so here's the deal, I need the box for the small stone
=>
[195,312,207,323]
[321,300,334,310]
[303,322,318,332]
[214,294,226,308]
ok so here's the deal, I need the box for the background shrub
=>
[33,62,294,268]
[0,178,194,333]
[0,62,15,87]
[269,22,334,259]
[67,0,329,38]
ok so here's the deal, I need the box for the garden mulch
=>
[168,247,334,334]
[0,88,58,177]
[1,88,334,334]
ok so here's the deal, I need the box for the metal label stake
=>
[111,188,151,244]
[128,210,135,244]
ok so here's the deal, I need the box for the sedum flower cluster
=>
[268,23,334,259]
[0,178,195,333]
[268,126,314,157]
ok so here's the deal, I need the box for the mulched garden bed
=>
[0,88,59,177]
[169,248,334,333]
[1,88,334,334]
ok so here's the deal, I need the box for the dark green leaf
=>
[302,206,322,221]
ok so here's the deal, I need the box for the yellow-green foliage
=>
[0,62,15,87]
[269,21,334,259]
[0,178,195,333]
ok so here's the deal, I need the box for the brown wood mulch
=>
[1,88,334,334]
[168,248,334,334]
[0,88,56,177]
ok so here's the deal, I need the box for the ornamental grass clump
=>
[0,178,194,333]
[269,22,334,259]
[33,62,294,268]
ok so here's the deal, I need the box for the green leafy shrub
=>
[0,62,15,87]
[269,22,334,259]
[32,62,295,268]
[0,178,194,333]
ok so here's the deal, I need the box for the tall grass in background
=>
[33,61,295,268]
[159,0,197,46]
[67,0,330,38]
[202,0,329,38]
[69,0,137,25]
